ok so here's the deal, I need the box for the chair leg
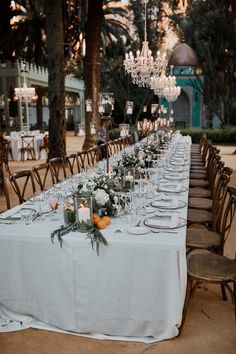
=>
[221,284,228,301]
[234,282,236,324]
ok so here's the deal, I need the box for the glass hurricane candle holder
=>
[122,167,135,192]
[76,195,93,232]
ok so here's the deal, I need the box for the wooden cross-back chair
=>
[77,151,90,171]
[65,153,81,175]
[32,162,54,191]
[9,170,36,204]
[0,139,12,174]
[87,146,100,167]
[20,135,35,161]
[191,133,207,155]
[186,181,236,254]
[48,157,67,183]
[187,169,232,228]
[0,178,10,211]
[180,187,236,334]
[39,134,49,160]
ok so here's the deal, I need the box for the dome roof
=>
[168,43,198,66]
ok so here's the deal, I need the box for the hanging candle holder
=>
[85,99,93,112]
[76,195,93,232]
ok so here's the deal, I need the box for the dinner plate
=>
[127,226,150,235]
[166,167,188,173]
[163,174,188,181]
[144,214,187,229]
[158,184,188,193]
[170,161,189,166]
[151,199,187,209]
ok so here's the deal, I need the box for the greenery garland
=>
[50,223,108,256]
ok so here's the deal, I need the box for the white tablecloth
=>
[0,135,190,342]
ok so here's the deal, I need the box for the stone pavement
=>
[0,136,236,354]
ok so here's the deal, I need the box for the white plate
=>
[151,199,187,209]
[158,184,188,193]
[127,226,150,235]
[144,215,187,229]
[170,161,189,166]
[166,167,188,173]
[163,174,188,181]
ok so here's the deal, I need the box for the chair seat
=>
[190,172,207,179]
[187,251,236,282]
[189,187,211,198]
[191,160,204,166]
[189,179,209,188]
[187,208,213,224]
[186,228,221,250]
[188,197,212,210]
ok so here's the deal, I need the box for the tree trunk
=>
[82,0,103,150]
[45,0,66,159]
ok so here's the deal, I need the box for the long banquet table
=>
[0,135,190,342]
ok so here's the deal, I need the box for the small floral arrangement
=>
[77,175,119,216]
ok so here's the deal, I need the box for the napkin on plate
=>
[159,184,182,192]
[146,213,179,228]
[152,198,179,208]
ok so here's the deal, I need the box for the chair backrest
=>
[48,157,67,183]
[77,151,90,171]
[0,139,10,162]
[208,156,224,190]
[65,153,80,175]
[21,135,35,150]
[87,146,100,167]
[9,170,36,204]
[33,162,54,191]
[213,186,236,254]
[0,178,10,210]
[212,167,233,218]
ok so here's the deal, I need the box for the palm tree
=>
[82,0,130,150]
[82,0,104,150]
[44,0,66,159]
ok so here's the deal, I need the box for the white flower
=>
[94,188,110,206]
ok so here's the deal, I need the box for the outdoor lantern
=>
[125,101,134,115]
[76,195,93,232]
[85,99,93,112]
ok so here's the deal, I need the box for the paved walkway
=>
[0,136,236,354]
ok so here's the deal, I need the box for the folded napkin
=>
[146,213,179,228]
[152,198,178,208]
[159,184,182,192]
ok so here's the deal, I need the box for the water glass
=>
[21,208,33,225]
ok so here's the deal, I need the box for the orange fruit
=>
[96,220,107,230]
[102,216,111,225]
[93,214,101,225]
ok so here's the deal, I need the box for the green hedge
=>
[180,127,236,145]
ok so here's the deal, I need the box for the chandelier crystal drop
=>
[123,0,168,87]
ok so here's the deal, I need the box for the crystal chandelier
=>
[149,71,170,97]
[123,0,167,87]
[150,65,181,102]
[163,69,181,102]
[15,83,36,100]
